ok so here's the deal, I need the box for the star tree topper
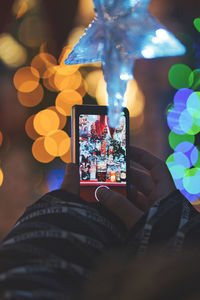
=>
[65,0,186,128]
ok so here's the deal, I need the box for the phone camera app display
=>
[79,113,127,187]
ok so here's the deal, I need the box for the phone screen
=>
[78,111,128,202]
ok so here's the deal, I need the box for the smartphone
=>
[71,105,130,202]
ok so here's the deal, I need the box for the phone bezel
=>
[71,105,130,198]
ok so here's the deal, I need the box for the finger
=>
[129,166,154,196]
[129,185,149,212]
[61,163,80,196]
[95,186,144,229]
[130,146,163,171]
[130,146,176,190]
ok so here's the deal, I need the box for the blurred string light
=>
[0,33,27,68]
[166,21,200,202]
[12,0,37,19]
[13,46,84,164]
[16,2,28,19]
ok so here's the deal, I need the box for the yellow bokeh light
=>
[13,66,40,93]
[0,168,3,187]
[33,109,60,136]
[0,131,3,146]
[48,106,67,130]
[125,80,145,118]
[31,53,57,78]
[54,70,82,91]
[17,83,44,107]
[67,26,86,47]
[32,137,55,163]
[60,147,71,163]
[56,90,82,116]
[25,114,41,140]
[85,70,102,98]
[77,0,95,25]
[44,130,70,156]
[0,33,27,68]
[18,16,45,48]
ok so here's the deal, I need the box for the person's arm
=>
[0,164,126,299]
[96,146,200,253]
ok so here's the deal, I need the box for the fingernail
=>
[95,186,110,202]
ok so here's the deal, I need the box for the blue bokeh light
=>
[175,141,194,153]
[179,109,193,133]
[173,88,193,109]
[183,168,200,194]
[180,188,200,202]
[167,106,186,134]
[47,168,65,192]
[190,146,199,166]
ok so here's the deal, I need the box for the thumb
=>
[95,186,144,229]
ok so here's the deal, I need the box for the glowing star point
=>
[65,0,186,128]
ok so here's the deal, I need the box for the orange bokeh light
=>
[17,83,44,107]
[0,131,3,146]
[25,115,41,140]
[32,137,55,163]
[54,70,82,91]
[76,79,87,97]
[56,90,82,116]
[48,106,67,130]
[59,46,72,65]
[13,66,40,93]
[43,66,59,92]
[44,130,70,156]
[0,168,3,186]
[33,109,60,136]
[60,146,71,163]
[31,53,57,78]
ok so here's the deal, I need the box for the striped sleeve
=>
[0,190,126,299]
[125,190,200,255]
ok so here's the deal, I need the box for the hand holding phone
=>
[71,105,130,202]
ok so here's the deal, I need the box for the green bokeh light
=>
[189,69,200,90]
[194,18,200,33]
[168,131,195,150]
[168,64,193,90]
[194,148,200,168]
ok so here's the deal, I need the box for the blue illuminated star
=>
[65,0,186,128]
